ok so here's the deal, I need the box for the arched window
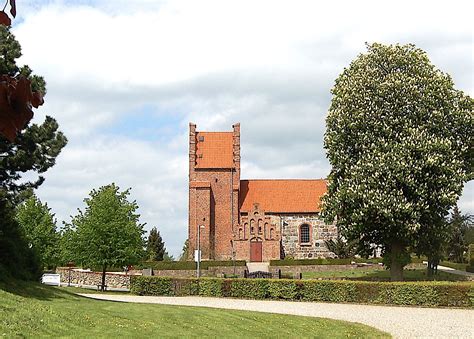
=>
[250,219,255,234]
[264,223,268,238]
[239,228,243,239]
[299,224,310,244]
[270,227,274,239]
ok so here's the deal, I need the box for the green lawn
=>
[0,281,389,338]
[302,267,468,281]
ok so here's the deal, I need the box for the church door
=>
[250,239,262,262]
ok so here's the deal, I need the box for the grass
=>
[0,280,390,338]
[302,267,468,281]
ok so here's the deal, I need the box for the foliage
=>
[138,260,246,270]
[179,239,189,261]
[324,236,359,258]
[131,276,473,308]
[163,251,174,261]
[467,244,474,273]
[270,258,382,266]
[66,184,145,290]
[0,281,389,338]
[146,227,166,261]
[15,195,60,268]
[0,199,41,281]
[322,43,473,281]
[446,206,473,263]
[0,26,67,204]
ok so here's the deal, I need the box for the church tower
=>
[188,123,240,260]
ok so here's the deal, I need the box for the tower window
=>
[199,136,204,142]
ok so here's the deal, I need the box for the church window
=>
[270,228,274,239]
[199,136,204,142]
[239,228,243,239]
[299,224,311,244]
[258,219,263,234]
[250,219,255,233]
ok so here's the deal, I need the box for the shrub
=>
[130,276,173,296]
[130,276,473,308]
[229,279,269,299]
[198,279,223,297]
[137,260,246,270]
[269,258,383,266]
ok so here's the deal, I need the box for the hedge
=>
[269,258,383,266]
[137,260,246,270]
[130,276,473,308]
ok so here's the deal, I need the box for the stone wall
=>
[274,214,338,259]
[56,267,137,289]
[152,266,246,278]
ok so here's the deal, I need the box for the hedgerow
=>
[130,276,473,308]
[136,260,246,270]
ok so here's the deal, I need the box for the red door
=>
[250,241,262,262]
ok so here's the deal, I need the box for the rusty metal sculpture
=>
[0,0,43,142]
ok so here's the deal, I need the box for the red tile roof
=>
[195,132,234,169]
[239,179,327,213]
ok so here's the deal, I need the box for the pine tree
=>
[0,25,67,204]
[146,227,166,261]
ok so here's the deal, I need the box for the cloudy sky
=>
[10,0,473,257]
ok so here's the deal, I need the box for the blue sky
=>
[9,0,473,257]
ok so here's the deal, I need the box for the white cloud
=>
[10,0,474,256]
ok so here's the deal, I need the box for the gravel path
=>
[78,294,473,338]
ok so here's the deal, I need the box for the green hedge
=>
[137,260,246,270]
[130,276,473,308]
[269,258,383,266]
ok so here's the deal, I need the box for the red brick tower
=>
[188,123,240,260]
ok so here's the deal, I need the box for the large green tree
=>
[67,184,145,291]
[15,195,60,269]
[146,227,166,261]
[323,43,473,281]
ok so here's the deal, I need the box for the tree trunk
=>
[390,243,404,281]
[101,265,106,292]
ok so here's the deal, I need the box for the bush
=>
[270,258,383,266]
[130,276,473,308]
[137,260,246,270]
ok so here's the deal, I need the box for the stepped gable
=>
[239,179,327,213]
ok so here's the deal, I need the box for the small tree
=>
[68,184,145,291]
[324,236,358,259]
[446,206,473,263]
[146,227,166,261]
[15,195,60,268]
[179,239,189,261]
[323,43,473,281]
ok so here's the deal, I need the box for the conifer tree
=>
[146,227,166,261]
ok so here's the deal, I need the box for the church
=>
[188,123,337,262]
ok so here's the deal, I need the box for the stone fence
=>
[56,267,137,289]
[146,266,247,278]
[272,262,425,278]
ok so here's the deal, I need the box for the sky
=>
[9,0,474,257]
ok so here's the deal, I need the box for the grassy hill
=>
[0,280,389,338]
